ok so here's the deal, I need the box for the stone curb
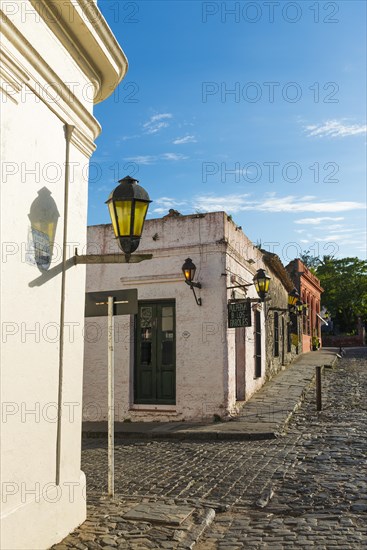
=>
[177,507,216,549]
[83,354,340,442]
[83,429,278,441]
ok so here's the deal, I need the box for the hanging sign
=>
[228,300,252,328]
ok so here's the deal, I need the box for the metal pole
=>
[56,124,75,486]
[107,296,114,497]
[316,366,322,411]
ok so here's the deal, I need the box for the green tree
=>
[299,250,322,272]
[315,256,367,333]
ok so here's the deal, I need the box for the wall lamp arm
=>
[185,280,202,289]
[185,280,202,306]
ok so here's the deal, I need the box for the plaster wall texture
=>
[83,213,277,422]
[223,215,268,404]
[0,2,126,548]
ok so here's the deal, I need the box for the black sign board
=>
[85,289,138,317]
[228,300,252,328]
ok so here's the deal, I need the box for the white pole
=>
[107,296,114,498]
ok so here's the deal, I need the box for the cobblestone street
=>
[54,349,367,549]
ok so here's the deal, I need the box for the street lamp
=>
[253,268,271,302]
[288,288,299,309]
[296,300,304,314]
[106,175,151,257]
[182,258,202,306]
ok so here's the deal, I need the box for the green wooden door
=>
[135,301,176,404]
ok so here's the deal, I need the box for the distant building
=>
[286,259,324,351]
[83,212,298,423]
[261,251,300,378]
[0,1,126,548]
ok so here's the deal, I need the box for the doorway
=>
[134,301,176,404]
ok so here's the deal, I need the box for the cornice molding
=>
[29,0,102,95]
[0,15,99,156]
[31,0,128,103]
[0,48,28,104]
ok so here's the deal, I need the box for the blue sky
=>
[89,0,366,263]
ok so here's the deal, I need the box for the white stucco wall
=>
[224,215,268,404]
[0,2,126,549]
[83,212,269,422]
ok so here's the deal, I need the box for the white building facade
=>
[0,1,126,548]
[83,212,274,424]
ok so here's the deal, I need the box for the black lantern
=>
[253,268,271,302]
[182,258,202,306]
[106,176,151,256]
[288,288,300,308]
[296,300,304,314]
[182,258,198,286]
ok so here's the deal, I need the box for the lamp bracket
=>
[185,280,202,289]
[190,285,202,306]
[74,248,153,265]
[247,296,271,303]
[226,283,252,290]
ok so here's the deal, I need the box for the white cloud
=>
[125,152,188,165]
[116,135,140,143]
[125,155,157,165]
[305,119,366,138]
[193,194,365,214]
[152,197,188,214]
[193,194,251,213]
[173,135,197,145]
[294,216,345,225]
[143,113,172,134]
[161,152,188,161]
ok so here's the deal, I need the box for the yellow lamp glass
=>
[256,277,270,294]
[183,268,192,282]
[133,201,149,236]
[288,292,299,307]
[109,200,132,237]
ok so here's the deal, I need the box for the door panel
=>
[135,301,176,404]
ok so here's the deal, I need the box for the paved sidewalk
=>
[83,348,339,441]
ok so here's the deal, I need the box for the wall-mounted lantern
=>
[253,268,271,302]
[288,288,300,308]
[106,175,151,258]
[296,300,304,314]
[182,257,202,306]
[73,176,152,266]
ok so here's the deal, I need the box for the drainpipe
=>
[56,124,75,485]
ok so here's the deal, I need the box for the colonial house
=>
[261,251,301,380]
[83,211,298,424]
[286,259,324,351]
[0,2,126,548]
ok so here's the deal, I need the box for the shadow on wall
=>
[27,186,60,273]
